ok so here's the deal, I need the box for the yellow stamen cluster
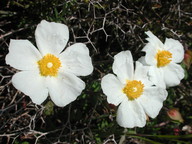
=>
[123,80,144,100]
[156,50,172,67]
[38,54,61,77]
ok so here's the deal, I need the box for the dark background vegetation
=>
[0,0,192,143]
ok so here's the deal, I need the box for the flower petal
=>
[163,63,184,87]
[138,56,148,66]
[59,43,93,76]
[142,31,164,66]
[12,71,48,104]
[6,40,41,71]
[134,61,152,87]
[47,72,85,107]
[112,50,134,84]
[148,66,166,89]
[116,99,146,128]
[142,43,157,66]
[164,38,184,63]
[35,20,69,56]
[101,74,126,106]
[145,31,164,50]
[139,87,167,118]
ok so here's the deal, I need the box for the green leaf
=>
[43,101,54,116]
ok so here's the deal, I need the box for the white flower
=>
[139,31,184,88]
[6,20,93,107]
[101,50,167,128]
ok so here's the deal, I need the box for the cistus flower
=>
[101,50,167,128]
[139,31,184,89]
[6,20,93,107]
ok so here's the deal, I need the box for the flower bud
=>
[183,49,192,69]
[167,108,184,123]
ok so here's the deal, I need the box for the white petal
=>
[59,43,93,76]
[148,66,166,89]
[47,72,85,107]
[142,43,158,66]
[138,56,148,66]
[164,38,184,63]
[112,50,134,84]
[101,74,126,106]
[163,63,184,88]
[142,31,165,66]
[116,99,146,128]
[6,40,41,71]
[35,20,69,56]
[144,31,164,50]
[12,71,48,104]
[139,87,168,118]
[134,61,152,87]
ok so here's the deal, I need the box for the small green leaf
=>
[43,101,54,116]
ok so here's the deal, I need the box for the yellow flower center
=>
[123,80,144,100]
[38,54,61,77]
[156,50,172,67]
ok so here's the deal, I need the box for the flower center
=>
[156,50,172,67]
[38,54,61,77]
[123,80,144,100]
[47,62,53,68]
